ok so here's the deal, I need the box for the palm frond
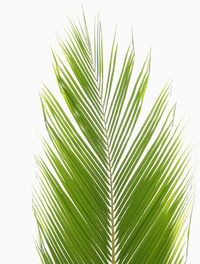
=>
[34,10,194,264]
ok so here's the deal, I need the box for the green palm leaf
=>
[34,10,193,264]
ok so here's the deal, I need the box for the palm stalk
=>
[33,9,194,264]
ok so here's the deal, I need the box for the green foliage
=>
[33,10,193,264]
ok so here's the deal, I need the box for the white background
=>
[0,0,199,263]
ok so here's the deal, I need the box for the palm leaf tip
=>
[34,9,194,264]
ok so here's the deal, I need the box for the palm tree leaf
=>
[103,26,118,113]
[34,10,193,264]
[110,51,150,167]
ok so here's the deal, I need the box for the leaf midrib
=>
[102,103,116,264]
[87,36,116,262]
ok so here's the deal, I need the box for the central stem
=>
[101,105,116,264]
